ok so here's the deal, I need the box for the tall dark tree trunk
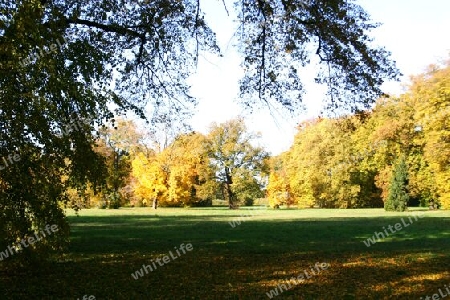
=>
[226,182,234,208]
[225,167,235,209]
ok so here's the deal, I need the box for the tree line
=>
[72,59,450,212]
[68,118,268,209]
[268,60,450,210]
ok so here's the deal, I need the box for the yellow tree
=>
[266,156,295,208]
[281,115,378,208]
[163,132,212,206]
[411,61,450,208]
[351,94,418,207]
[131,152,168,207]
[66,118,145,208]
[285,118,356,208]
[97,119,146,208]
[283,118,325,207]
[131,131,217,208]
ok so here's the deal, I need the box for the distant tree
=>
[130,132,216,207]
[131,152,168,207]
[205,118,268,208]
[267,156,295,208]
[267,58,450,211]
[231,169,265,206]
[385,156,409,212]
[283,117,364,208]
[411,62,450,209]
[97,120,145,208]
[164,132,212,207]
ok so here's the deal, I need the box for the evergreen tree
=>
[385,156,409,212]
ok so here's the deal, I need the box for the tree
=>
[66,119,148,209]
[266,162,295,208]
[131,152,168,207]
[230,168,266,206]
[266,57,449,211]
[163,132,213,207]
[283,117,357,208]
[205,118,268,208]
[130,131,216,207]
[282,118,327,208]
[96,119,144,208]
[385,156,409,212]
[0,0,399,258]
[410,62,450,209]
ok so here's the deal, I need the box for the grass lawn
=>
[1,207,450,299]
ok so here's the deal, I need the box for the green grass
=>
[1,207,450,299]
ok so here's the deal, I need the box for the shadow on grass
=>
[1,212,449,299]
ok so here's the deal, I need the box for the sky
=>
[186,0,450,156]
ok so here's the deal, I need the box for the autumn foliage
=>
[71,119,268,208]
[67,61,450,210]
[267,60,450,209]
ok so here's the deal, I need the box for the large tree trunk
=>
[226,182,235,209]
[225,167,236,209]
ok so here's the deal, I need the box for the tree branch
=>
[66,18,143,39]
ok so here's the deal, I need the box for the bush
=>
[243,197,254,206]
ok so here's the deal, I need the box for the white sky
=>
[187,0,450,156]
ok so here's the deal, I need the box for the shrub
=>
[243,197,254,206]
